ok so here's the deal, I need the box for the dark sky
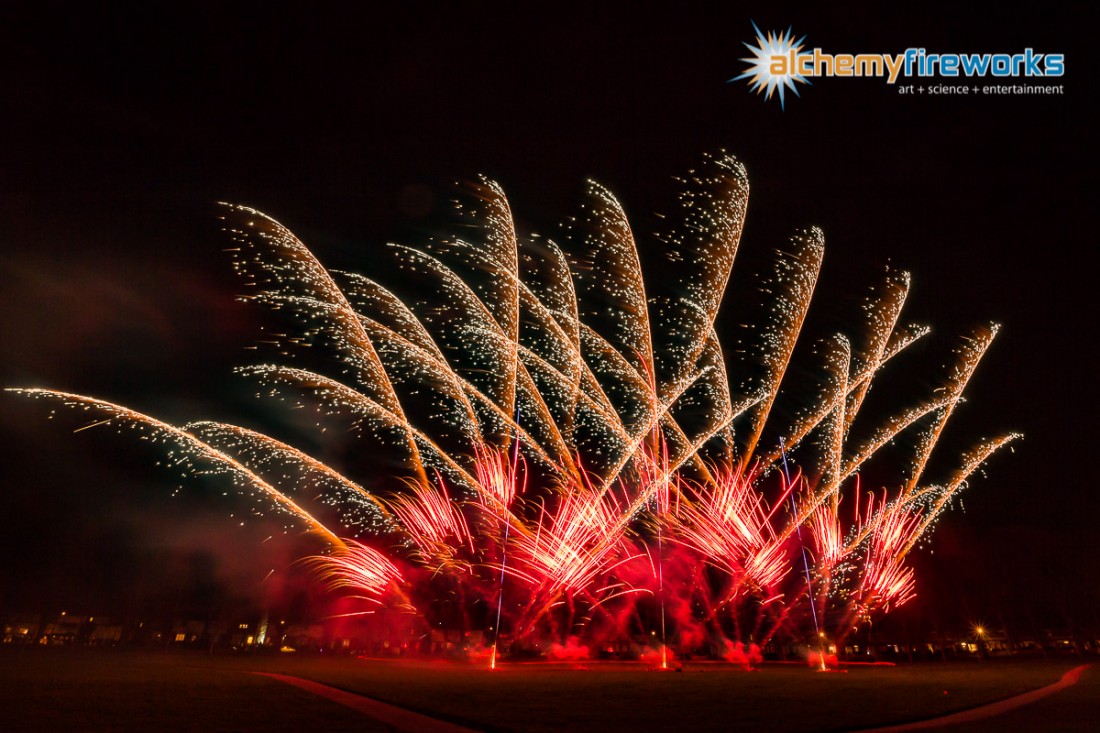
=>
[0,3,1092,623]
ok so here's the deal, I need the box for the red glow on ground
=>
[547,636,591,661]
[807,650,840,670]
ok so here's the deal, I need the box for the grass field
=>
[1,648,1092,732]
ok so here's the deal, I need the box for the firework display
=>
[10,154,1017,661]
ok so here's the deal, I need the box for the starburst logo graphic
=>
[732,22,810,109]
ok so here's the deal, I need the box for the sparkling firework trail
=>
[10,152,1017,656]
[6,389,345,547]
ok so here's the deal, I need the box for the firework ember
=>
[9,153,1017,660]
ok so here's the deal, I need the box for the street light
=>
[972,624,987,661]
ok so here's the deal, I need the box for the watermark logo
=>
[732,22,1066,108]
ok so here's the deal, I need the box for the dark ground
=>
[1,648,1094,732]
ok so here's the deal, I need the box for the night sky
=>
[0,4,1092,626]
